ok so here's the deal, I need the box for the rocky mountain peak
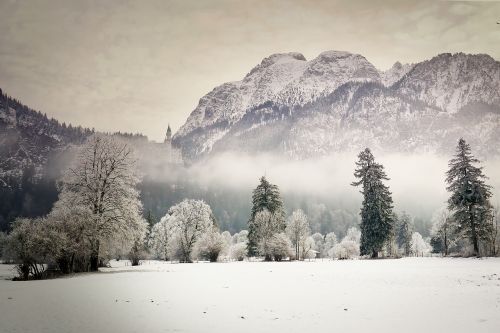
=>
[245,52,307,78]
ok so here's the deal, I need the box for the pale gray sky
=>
[0,0,499,141]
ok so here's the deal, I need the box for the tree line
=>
[0,135,498,280]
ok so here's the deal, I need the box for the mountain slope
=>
[0,89,92,183]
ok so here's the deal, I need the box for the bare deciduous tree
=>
[59,135,145,271]
[254,209,282,261]
[286,209,310,260]
[431,207,453,256]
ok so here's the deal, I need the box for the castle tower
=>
[161,123,182,164]
[164,124,172,144]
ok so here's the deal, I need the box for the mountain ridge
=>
[172,51,500,161]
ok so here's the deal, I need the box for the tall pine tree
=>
[352,148,394,258]
[446,138,492,256]
[247,176,285,256]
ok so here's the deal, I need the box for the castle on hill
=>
[162,124,183,164]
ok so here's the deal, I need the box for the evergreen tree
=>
[446,138,492,256]
[352,148,394,258]
[247,176,285,256]
[144,210,156,250]
[396,212,413,256]
[145,210,156,235]
[430,236,443,254]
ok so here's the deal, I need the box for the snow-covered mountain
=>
[173,51,500,161]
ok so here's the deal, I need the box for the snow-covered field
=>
[1,258,499,333]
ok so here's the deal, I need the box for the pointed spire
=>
[165,124,172,143]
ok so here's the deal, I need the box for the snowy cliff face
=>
[173,51,500,161]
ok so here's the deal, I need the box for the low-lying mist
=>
[175,150,500,236]
[31,143,500,238]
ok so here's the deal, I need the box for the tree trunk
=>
[472,235,479,257]
[58,257,71,274]
[181,250,192,263]
[209,253,218,262]
[469,205,479,256]
[371,250,378,259]
[20,263,30,280]
[90,239,100,272]
[444,231,448,256]
[90,253,99,271]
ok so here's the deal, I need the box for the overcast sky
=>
[0,0,499,141]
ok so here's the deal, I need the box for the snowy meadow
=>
[1,258,499,333]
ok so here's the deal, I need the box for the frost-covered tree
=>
[253,209,285,261]
[148,214,174,260]
[128,229,147,266]
[128,240,143,266]
[430,207,453,256]
[169,199,214,263]
[345,227,361,243]
[268,232,292,261]
[44,204,94,273]
[323,232,338,258]
[248,176,285,256]
[219,230,232,258]
[489,206,499,256]
[58,135,145,271]
[229,230,248,261]
[333,240,360,259]
[301,236,316,259]
[232,230,249,245]
[446,138,493,256]
[411,232,431,257]
[396,212,413,256]
[311,233,325,258]
[221,230,232,246]
[100,236,131,262]
[286,209,310,260]
[5,218,67,280]
[352,148,394,258]
[331,227,361,259]
[230,242,248,261]
[195,226,226,262]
